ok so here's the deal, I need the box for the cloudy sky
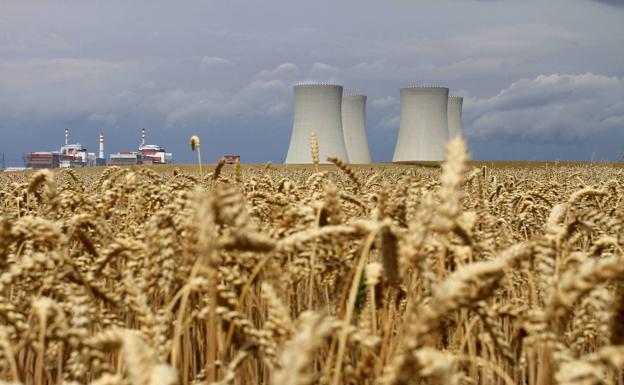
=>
[1,0,623,166]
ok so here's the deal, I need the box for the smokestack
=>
[392,86,450,162]
[141,128,146,146]
[65,128,69,145]
[342,94,372,164]
[285,83,349,163]
[99,133,105,159]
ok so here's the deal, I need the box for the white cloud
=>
[0,57,292,127]
[367,23,587,82]
[465,73,624,141]
[433,57,505,77]
[352,60,389,72]
[0,58,137,117]
[200,56,233,68]
[163,79,290,126]
[0,58,127,91]
[311,62,339,74]
[450,24,581,55]
[87,113,119,125]
[0,17,74,54]
[255,63,299,79]
[397,23,583,63]
[379,114,400,130]
[370,96,396,109]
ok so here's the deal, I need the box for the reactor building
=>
[341,94,372,164]
[392,86,450,162]
[447,96,463,139]
[109,129,173,166]
[285,83,350,164]
[25,128,104,169]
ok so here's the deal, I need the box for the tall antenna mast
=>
[65,128,69,145]
[141,128,146,146]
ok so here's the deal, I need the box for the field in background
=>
[5,159,620,176]
[1,140,623,385]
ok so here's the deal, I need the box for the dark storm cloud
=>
[0,0,623,165]
[463,73,624,141]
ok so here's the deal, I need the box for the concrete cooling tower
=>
[285,83,349,163]
[447,96,463,139]
[342,94,372,164]
[392,86,450,162]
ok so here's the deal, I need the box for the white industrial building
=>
[392,86,450,162]
[447,96,463,139]
[285,83,349,164]
[341,94,372,164]
[109,128,173,166]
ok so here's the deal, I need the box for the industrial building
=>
[25,152,60,169]
[109,129,173,166]
[25,128,104,169]
[59,128,91,168]
[139,145,173,164]
[392,86,450,162]
[21,127,173,167]
[447,96,463,139]
[341,94,372,164]
[59,143,89,168]
[109,152,143,166]
[285,83,349,164]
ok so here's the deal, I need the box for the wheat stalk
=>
[0,151,622,385]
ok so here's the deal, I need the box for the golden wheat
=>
[0,139,622,385]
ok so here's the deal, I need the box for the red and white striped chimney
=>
[99,133,104,159]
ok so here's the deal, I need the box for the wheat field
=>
[0,138,623,385]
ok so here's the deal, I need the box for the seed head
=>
[190,135,201,151]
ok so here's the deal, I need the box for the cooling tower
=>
[342,94,372,164]
[285,83,349,164]
[448,96,463,139]
[392,86,450,162]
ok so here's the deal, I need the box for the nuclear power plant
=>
[22,127,173,169]
[24,128,104,169]
[341,94,372,164]
[285,83,349,164]
[392,86,450,162]
[109,128,173,165]
[284,82,464,164]
[447,96,463,139]
[16,80,467,169]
